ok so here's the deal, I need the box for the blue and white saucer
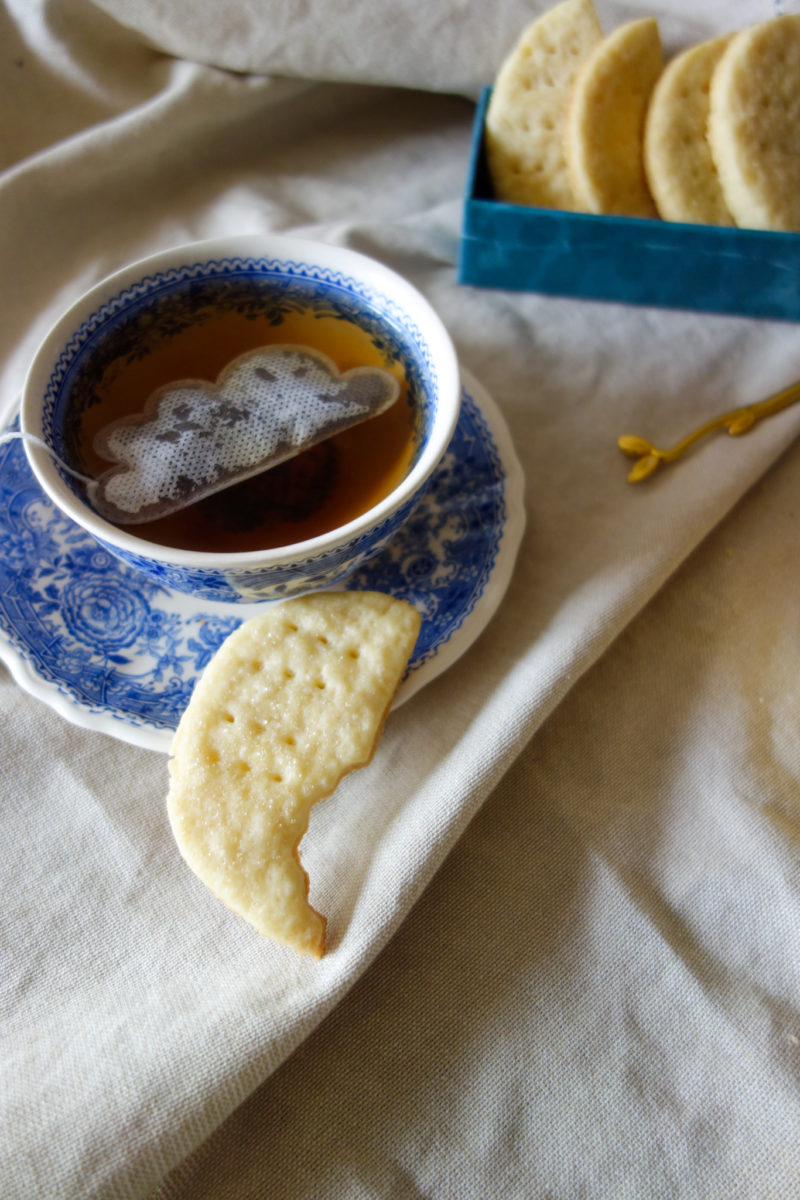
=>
[0,369,524,752]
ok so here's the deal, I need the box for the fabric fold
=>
[3,2,800,1197]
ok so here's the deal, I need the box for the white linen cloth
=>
[2,1,800,1196]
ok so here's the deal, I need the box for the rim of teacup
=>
[20,233,461,568]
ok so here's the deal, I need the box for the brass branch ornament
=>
[618,377,800,483]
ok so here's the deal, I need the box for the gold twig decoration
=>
[618,377,800,483]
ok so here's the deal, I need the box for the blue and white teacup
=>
[21,234,461,602]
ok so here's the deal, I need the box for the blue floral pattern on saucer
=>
[0,372,524,751]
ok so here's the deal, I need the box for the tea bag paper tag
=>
[90,345,401,524]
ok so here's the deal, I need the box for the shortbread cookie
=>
[485,0,603,209]
[644,35,734,225]
[566,17,663,217]
[708,15,800,231]
[167,591,421,958]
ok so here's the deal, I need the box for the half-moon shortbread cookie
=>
[565,17,663,217]
[707,15,800,232]
[644,35,734,226]
[167,591,421,958]
[485,0,603,209]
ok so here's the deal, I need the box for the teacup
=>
[21,234,461,602]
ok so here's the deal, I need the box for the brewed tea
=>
[63,276,419,553]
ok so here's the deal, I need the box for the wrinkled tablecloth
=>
[3,1,800,1196]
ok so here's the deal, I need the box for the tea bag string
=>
[0,429,96,488]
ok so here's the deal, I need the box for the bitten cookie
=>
[167,591,421,958]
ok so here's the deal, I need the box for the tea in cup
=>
[21,234,461,602]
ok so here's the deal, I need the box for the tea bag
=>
[90,345,401,524]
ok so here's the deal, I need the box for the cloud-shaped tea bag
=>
[90,345,401,524]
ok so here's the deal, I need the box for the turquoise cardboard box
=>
[458,89,800,322]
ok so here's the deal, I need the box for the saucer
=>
[0,369,524,752]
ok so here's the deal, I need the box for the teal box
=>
[458,88,800,322]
